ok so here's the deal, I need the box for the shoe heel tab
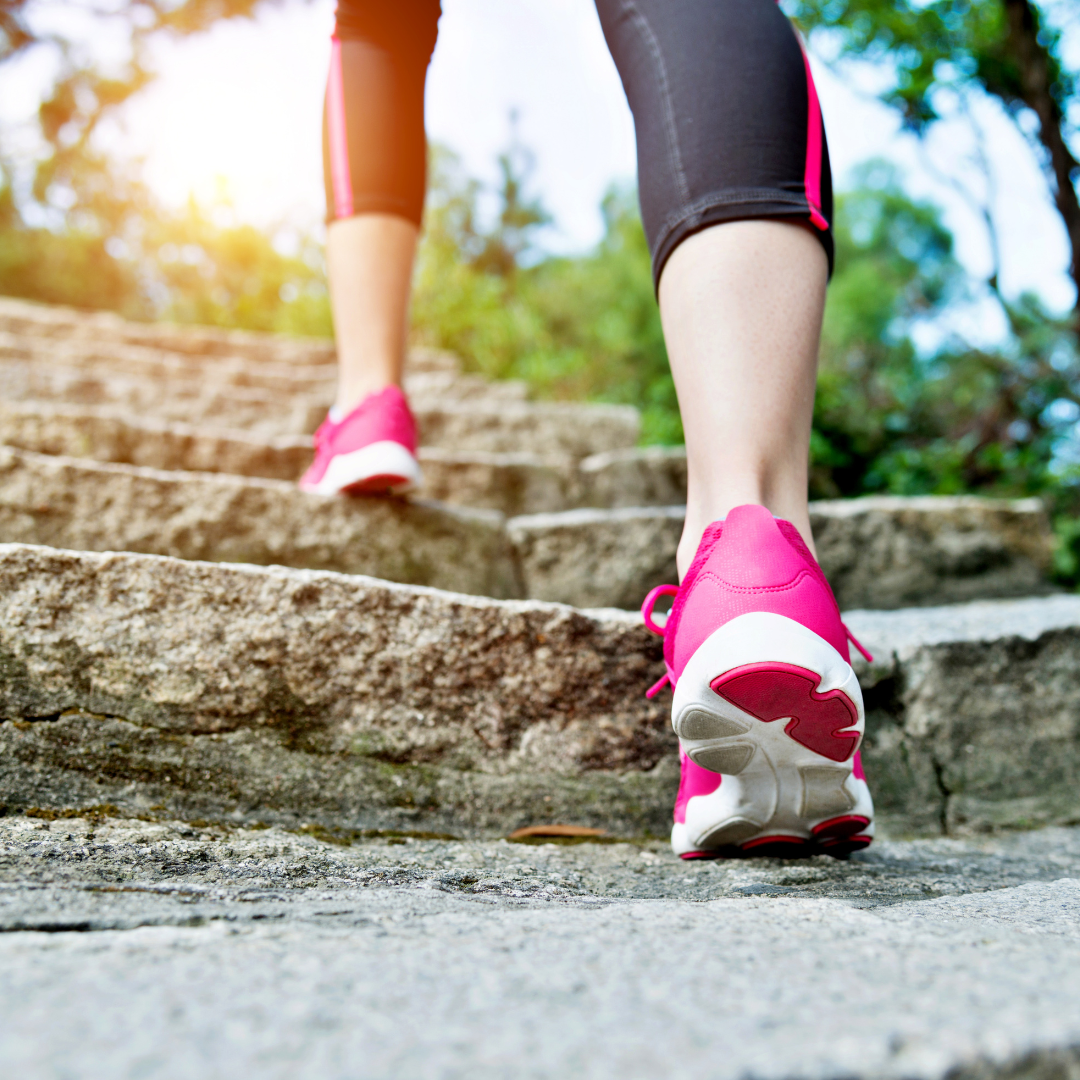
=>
[713,504,807,585]
[722,503,794,553]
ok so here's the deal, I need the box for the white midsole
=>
[302,441,422,496]
[670,611,872,854]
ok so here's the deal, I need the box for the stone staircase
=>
[0,294,1077,840]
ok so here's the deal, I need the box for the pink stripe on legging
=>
[799,46,828,232]
[327,37,354,220]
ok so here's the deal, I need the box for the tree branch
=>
[1001,0,1080,314]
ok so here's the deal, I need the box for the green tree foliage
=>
[146,199,330,336]
[813,161,1080,508]
[1,0,278,243]
[0,170,330,334]
[788,0,1080,311]
[411,145,677,443]
[0,175,143,313]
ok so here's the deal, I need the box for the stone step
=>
[0,544,668,836]
[508,506,684,609]
[812,495,1056,608]
[0,401,580,514]
[0,421,1054,608]
[0,447,672,606]
[848,595,1080,835]
[0,401,315,480]
[412,400,641,458]
[0,363,324,438]
[0,295,460,370]
[506,495,1054,610]
[0,331,528,405]
[8,400,1051,600]
[1,542,1078,838]
[418,447,577,516]
[579,445,688,508]
[0,447,518,598]
[0,402,648,514]
[0,369,638,452]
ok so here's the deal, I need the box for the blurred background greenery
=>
[2,0,1080,574]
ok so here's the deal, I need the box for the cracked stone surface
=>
[1,813,1079,1079]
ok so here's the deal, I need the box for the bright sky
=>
[4,0,1078,326]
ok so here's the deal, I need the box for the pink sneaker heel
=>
[300,385,421,496]
[643,504,876,860]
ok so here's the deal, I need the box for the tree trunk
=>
[1001,0,1080,315]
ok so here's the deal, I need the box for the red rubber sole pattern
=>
[679,828,872,862]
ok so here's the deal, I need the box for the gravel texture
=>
[1,813,1079,1079]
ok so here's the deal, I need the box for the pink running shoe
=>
[641,504,875,860]
[299,386,421,496]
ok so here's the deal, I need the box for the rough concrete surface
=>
[2,543,1080,838]
[1,813,1079,1079]
[0,448,518,597]
[812,495,1055,609]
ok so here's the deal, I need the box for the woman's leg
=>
[594,0,833,570]
[302,3,439,495]
[600,0,874,860]
[660,220,827,574]
[322,4,440,414]
[326,214,417,413]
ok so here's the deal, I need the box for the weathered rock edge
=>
[0,447,519,599]
[812,495,1055,610]
[849,595,1080,835]
[3,544,1080,837]
[0,544,673,835]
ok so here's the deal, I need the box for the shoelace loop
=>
[641,583,679,637]
[641,584,679,699]
[645,671,673,699]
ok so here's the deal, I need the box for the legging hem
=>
[324,197,424,228]
[652,201,835,293]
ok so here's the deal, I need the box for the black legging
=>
[324,0,834,287]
